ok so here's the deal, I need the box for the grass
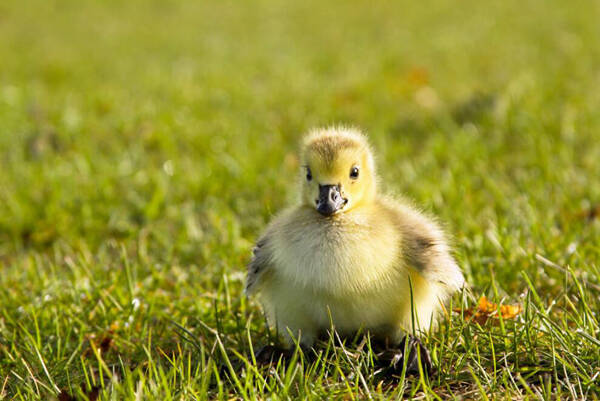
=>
[1,0,599,399]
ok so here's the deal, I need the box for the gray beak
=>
[316,184,345,216]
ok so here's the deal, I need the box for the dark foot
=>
[254,344,292,365]
[377,336,433,377]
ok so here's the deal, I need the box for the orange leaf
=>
[454,296,523,325]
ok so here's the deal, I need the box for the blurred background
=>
[2,0,598,257]
[1,0,599,396]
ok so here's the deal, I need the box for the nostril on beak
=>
[316,185,344,216]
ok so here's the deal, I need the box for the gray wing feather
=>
[405,231,464,291]
[245,236,272,295]
[397,209,465,292]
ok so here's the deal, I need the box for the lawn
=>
[1,0,599,399]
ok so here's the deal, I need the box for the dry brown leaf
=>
[576,204,600,222]
[406,66,429,86]
[454,296,523,325]
[83,330,116,357]
[58,386,99,401]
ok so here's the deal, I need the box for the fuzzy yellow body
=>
[246,127,464,347]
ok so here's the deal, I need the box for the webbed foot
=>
[377,336,433,377]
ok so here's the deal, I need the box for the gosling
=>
[246,127,464,374]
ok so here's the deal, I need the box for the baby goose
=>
[246,127,464,373]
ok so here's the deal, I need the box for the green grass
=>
[1,0,600,399]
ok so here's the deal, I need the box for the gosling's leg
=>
[254,343,320,366]
[378,335,433,377]
[254,344,293,365]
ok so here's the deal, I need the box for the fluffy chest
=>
[271,209,401,295]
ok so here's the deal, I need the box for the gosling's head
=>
[300,127,376,217]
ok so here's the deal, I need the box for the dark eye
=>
[306,167,312,181]
[350,166,359,179]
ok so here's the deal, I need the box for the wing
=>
[245,234,273,295]
[404,220,464,292]
[405,231,464,292]
[390,201,465,292]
